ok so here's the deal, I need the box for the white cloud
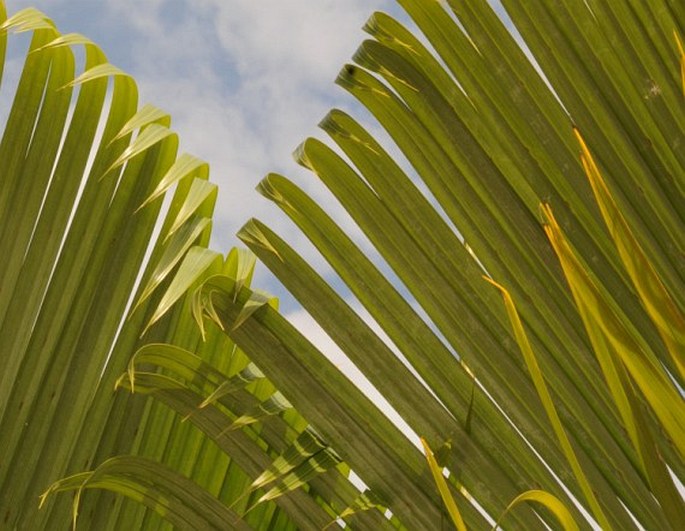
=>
[197,0,379,85]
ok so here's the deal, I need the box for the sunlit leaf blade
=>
[420,437,467,531]
[4,0,684,529]
[0,14,156,525]
[76,181,222,526]
[0,10,250,528]
[493,490,579,531]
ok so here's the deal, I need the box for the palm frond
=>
[4,0,683,529]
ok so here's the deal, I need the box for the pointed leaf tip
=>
[142,247,222,334]
[104,123,175,177]
[64,63,130,90]
[35,33,98,53]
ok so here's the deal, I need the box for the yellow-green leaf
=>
[420,437,467,531]
[485,277,612,530]
[575,128,685,381]
[493,490,578,531]
[542,205,685,459]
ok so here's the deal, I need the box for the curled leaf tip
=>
[493,490,579,531]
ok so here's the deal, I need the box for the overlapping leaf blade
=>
[237,0,683,528]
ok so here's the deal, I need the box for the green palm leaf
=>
[4,0,684,529]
